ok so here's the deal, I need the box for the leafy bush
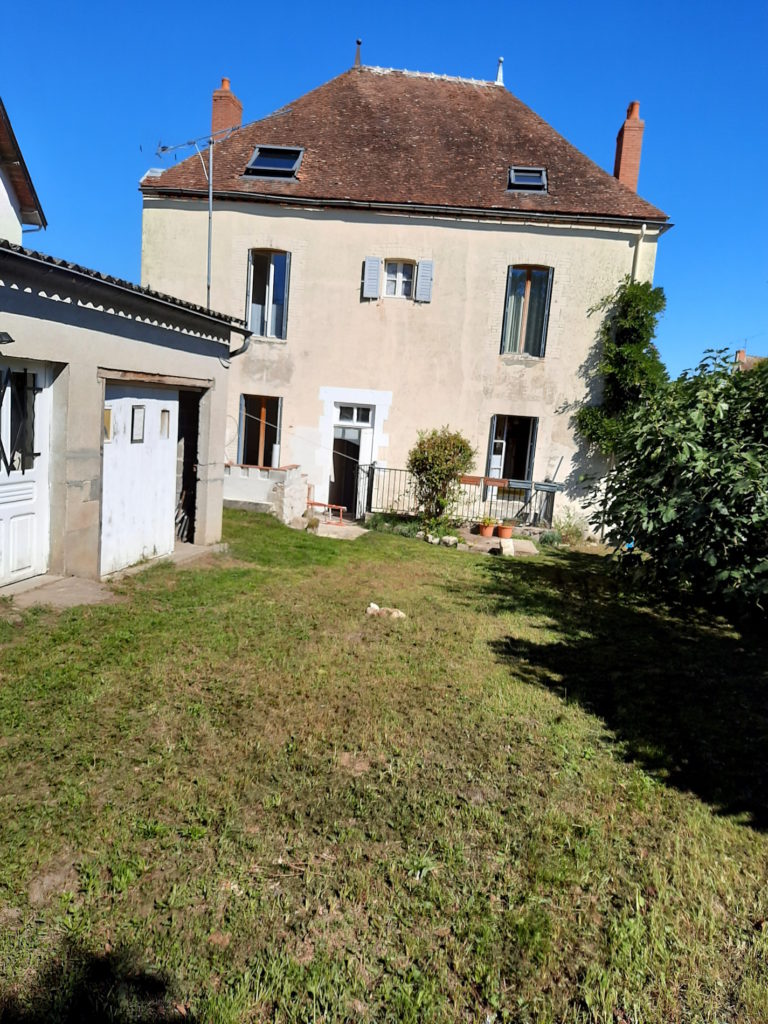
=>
[596,352,768,615]
[576,277,668,456]
[406,427,475,523]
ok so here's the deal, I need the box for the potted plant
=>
[478,515,496,538]
[497,518,516,539]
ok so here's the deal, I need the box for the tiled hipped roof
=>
[142,67,667,224]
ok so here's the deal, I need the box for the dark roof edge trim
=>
[0,241,249,335]
[141,185,670,231]
[0,99,47,229]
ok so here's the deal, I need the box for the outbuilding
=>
[0,241,248,585]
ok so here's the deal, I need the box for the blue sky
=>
[4,0,766,376]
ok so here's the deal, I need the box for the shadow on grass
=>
[0,940,190,1023]
[471,551,768,831]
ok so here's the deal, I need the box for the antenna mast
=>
[157,125,234,310]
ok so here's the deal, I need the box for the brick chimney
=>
[613,101,645,192]
[211,77,242,136]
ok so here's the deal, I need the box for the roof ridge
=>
[361,65,497,87]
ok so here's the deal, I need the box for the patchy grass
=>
[0,510,766,1023]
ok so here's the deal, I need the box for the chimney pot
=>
[613,100,645,192]
[212,77,242,136]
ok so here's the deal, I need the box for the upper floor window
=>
[500,266,554,357]
[362,257,434,302]
[245,146,303,179]
[248,250,290,339]
[385,261,414,298]
[508,166,548,192]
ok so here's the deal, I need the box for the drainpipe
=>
[631,222,647,281]
[228,331,251,359]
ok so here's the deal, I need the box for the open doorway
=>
[486,414,538,482]
[176,391,199,543]
[329,426,360,512]
[239,394,281,467]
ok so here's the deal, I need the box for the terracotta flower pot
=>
[496,525,513,539]
[479,523,495,538]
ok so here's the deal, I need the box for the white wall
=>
[0,167,23,244]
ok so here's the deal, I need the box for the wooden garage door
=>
[100,384,179,576]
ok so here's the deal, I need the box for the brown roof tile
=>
[143,67,667,223]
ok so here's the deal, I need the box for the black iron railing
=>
[357,464,561,527]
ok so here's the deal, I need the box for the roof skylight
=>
[508,167,548,192]
[245,145,304,179]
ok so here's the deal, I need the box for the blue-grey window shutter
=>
[362,257,381,299]
[415,260,434,302]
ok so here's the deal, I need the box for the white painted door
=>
[0,361,51,587]
[100,384,179,576]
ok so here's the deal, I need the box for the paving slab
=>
[3,542,229,612]
[8,575,117,611]
[315,523,368,541]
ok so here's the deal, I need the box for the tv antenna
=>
[156,125,236,309]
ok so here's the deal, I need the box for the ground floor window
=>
[239,394,282,467]
[0,368,39,474]
[486,414,538,482]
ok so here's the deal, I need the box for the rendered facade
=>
[141,63,669,519]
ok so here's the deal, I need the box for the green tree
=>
[596,352,768,615]
[576,277,668,455]
[407,427,475,523]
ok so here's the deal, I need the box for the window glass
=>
[338,405,354,421]
[500,266,552,357]
[524,270,550,356]
[384,261,415,298]
[6,371,36,471]
[356,407,371,424]
[385,264,398,296]
[501,269,526,354]
[131,405,145,443]
[250,250,289,339]
[401,263,413,298]
[246,146,303,178]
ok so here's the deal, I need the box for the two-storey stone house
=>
[140,60,668,521]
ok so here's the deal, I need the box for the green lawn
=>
[0,511,766,1023]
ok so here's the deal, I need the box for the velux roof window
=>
[245,145,303,179]
[508,166,548,192]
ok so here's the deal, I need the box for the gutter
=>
[141,186,672,234]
